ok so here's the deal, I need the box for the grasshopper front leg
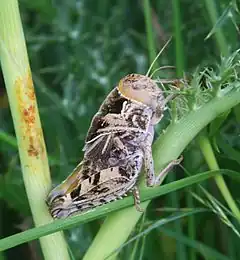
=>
[142,127,183,187]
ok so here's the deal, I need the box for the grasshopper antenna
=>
[145,37,172,77]
[150,65,175,78]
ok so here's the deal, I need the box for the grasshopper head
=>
[117,74,165,124]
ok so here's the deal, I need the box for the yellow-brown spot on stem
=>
[15,71,44,158]
[28,143,39,157]
[26,69,36,101]
[23,105,36,125]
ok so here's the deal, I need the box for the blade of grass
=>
[159,227,231,260]
[198,133,240,220]
[172,0,185,77]
[0,169,239,252]
[128,213,146,260]
[204,0,228,56]
[205,3,234,41]
[187,194,197,260]
[105,209,207,259]
[138,230,146,260]
[0,1,70,259]
[168,173,187,260]
[217,134,240,165]
[0,130,17,148]
[143,0,158,72]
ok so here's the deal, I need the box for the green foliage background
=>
[0,0,239,259]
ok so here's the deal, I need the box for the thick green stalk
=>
[0,1,70,259]
[83,87,240,260]
[198,134,240,220]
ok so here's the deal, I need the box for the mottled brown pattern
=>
[47,74,170,218]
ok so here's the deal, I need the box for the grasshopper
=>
[47,74,182,218]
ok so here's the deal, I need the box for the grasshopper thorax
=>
[117,74,165,124]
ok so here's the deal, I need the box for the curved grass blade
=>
[0,169,238,251]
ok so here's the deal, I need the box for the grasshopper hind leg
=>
[152,156,183,186]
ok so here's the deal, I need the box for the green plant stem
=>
[138,231,146,260]
[198,134,240,220]
[172,0,185,77]
[143,0,158,70]
[187,195,196,260]
[129,214,145,260]
[171,2,186,257]
[0,1,70,259]
[204,0,228,56]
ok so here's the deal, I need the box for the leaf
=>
[209,110,231,137]
[0,130,17,148]
[0,169,238,251]
[205,4,234,40]
[159,227,231,260]
[217,135,240,165]
[106,209,209,259]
